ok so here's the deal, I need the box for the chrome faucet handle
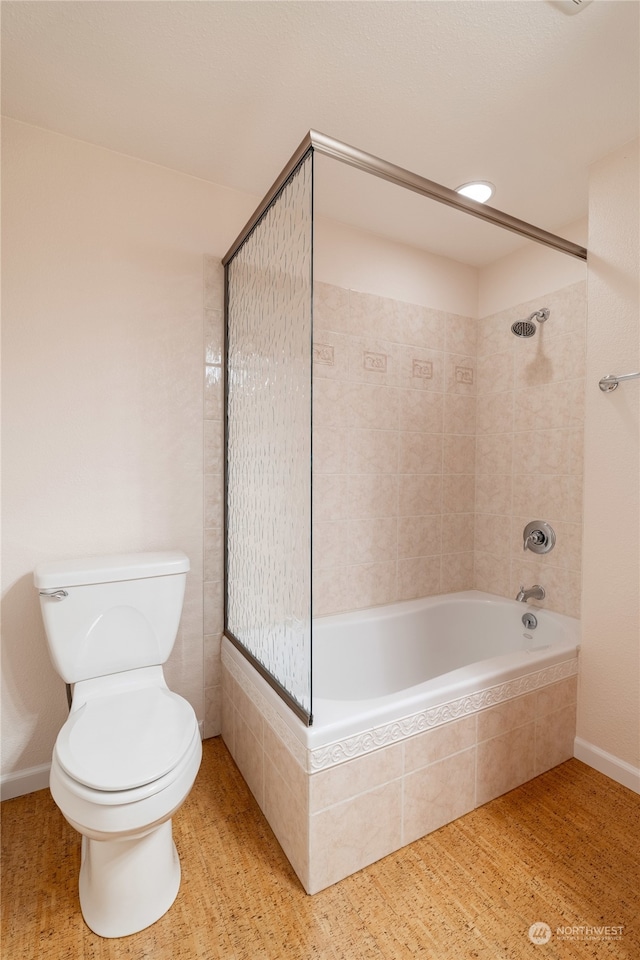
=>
[523,530,543,552]
[523,521,556,554]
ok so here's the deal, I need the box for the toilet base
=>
[79,819,181,938]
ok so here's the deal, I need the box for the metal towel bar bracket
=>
[598,371,640,392]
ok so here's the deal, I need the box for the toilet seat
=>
[55,685,198,792]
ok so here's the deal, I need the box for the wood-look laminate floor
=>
[2,738,639,960]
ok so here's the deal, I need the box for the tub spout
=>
[516,585,545,602]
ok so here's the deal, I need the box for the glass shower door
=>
[225,152,313,723]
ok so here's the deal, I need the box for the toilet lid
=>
[55,686,198,791]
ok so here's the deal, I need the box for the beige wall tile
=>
[476,723,536,806]
[404,716,477,773]
[445,354,476,395]
[395,302,446,350]
[348,337,400,386]
[312,565,351,617]
[313,280,350,332]
[263,757,310,890]
[347,517,398,566]
[349,560,398,608]
[308,781,402,893]
[442,474,475,514]
[313,521,348,570]
[398,515,442,559]
[476,434,513,475]
[233,711,264,807]
[475,514,511,558]
[347,381,399,431]
[398,473,442,516]
[204,527,223,582]
[348,429,399,474]
[263,722,309,799]
[397,556,441,600]
[220,689,235,756]
[477,314,514,357]
[474,551,511,597]
[313,329,350,381]
[403,747,476,846]
[477,694,537,742]
[398,389,444,433]
[398,431,443,474]
[348,289,394,340]
[204,634,222,688]
[397,346,444,392]
[536,677,578,716]
[204,684,221,739]
[441,552,474,592]
[445,314,477,356]
[203,579,223,636]
[309,744,403,813]
[443,435,476,475]
[443,394,476,435]
[312,473,351,521]
[477,350,514,396]
[313,378,350,427]
[476,391,513,435]
[312,426,350,475]
[475,473,512,517]
[442,513,475,554]
[347,474,399,520]
[534,704,577,776]
[204,418,223,472]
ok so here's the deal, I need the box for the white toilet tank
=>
[34,552,190,684]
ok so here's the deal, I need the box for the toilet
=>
[33,551,202,938]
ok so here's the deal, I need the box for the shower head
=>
[511,308,550,338]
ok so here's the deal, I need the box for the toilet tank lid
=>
[34,551,190,589]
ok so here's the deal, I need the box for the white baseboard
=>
[574,737,640,795]
[1,763,51,802]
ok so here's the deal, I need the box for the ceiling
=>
[2,1,639,265]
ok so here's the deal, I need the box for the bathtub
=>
[309,589,580,750]
[221,590,580,893]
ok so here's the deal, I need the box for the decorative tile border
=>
[309,658,578,771]
[412,359,433,380]
[363,351,387,373]
[313,343,335,366]
[223,641,578,777]
[455,365,474,385]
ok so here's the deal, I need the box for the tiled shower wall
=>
[204,262,586,734]
[312,279,586,620]
[312,281,477,616]
[474,282,586,619]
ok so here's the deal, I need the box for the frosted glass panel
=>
[226,154,313,719]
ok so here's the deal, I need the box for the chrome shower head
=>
[511,308,550,338]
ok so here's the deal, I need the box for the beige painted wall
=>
[579,138,639,781]
[1,119,254,782]
[315,217,478,317]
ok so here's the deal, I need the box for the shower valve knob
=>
[523,520,556,555]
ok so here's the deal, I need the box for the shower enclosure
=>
[223,129,586,728]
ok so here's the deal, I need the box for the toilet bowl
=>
[34,551,202,938]
[50,676,202,937]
